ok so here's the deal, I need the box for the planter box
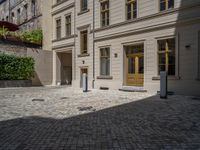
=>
[0,80,32,88]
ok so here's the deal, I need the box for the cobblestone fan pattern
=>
[0,86,199,150]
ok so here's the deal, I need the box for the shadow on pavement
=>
[0,95,200,150]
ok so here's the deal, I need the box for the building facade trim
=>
[52,2,75,16]
[94,17,200,42]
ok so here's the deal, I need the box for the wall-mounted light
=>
[114,53,118,58]
[82,60,85,64]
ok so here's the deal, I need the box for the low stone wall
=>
[0,80,32,88]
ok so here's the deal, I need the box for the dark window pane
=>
[159,53,166,65]
[168,0,174,9]
[128,57,135,74]
[139,57,144,74]
[168,65,175,75]
[160,0,166,11]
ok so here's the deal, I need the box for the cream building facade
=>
[46,0,200,95]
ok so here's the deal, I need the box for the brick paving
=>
[0,86,199,150]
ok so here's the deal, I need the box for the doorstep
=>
[119,86,147,92]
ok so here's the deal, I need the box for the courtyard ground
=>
[0,86,199,150]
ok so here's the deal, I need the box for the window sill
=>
[52,35,75,42]
[78,9,90,16]
[78,53,90,57]
[97,76,113,80]
[152,76,181,80]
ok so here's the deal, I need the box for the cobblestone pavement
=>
[0,86,199,150]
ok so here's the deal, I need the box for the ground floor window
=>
[158,38,176,75]
[100,47,110,76]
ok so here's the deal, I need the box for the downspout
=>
[92,0,95,88]
[74,0,76,82]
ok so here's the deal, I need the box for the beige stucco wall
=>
[45,0,200,95]
[27,49,53,86]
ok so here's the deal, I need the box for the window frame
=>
[24,4,28,21]
[100,0,110,27]
[55,18,62,40]
[80,0,88,12]
[100,47,111,76]
[65,14,71,37]
[126,0,137,20]
[157,37,177,76]
[159,0,174,12]
[80,30,88,54]
[17,8,21,25]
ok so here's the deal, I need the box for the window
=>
[80,0,88,11]
[65,15,71,37]
[17,9,21,24]
[80,30,88,54]
[11,12,15,23]
[126,0,137,20]
[158,38,176,75]
[56,19,61,39]
[24,4,28,21]
[100,47,110,76]
[100,0,109,27]
[31,0,36,17]
[160,0,174,11]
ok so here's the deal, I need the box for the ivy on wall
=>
[0,53,35,80]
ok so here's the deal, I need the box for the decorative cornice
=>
[52,0,69,8]
[52,2,75,16]
[94,17,200,42]
[52,42,74,50]
[52,34,76,43]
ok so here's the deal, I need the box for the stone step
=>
[119,86,147,92]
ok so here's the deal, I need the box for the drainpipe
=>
[92,0,95,88]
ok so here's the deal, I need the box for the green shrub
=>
[21,29,43,45]
[0,53,35,80]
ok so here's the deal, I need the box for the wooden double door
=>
[126,45,144,86]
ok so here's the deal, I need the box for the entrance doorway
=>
[56,51,72,85]
[80,68,88,88]
[125,44,144,86]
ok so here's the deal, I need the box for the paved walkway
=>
[0,86,199,150]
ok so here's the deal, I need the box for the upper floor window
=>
[24,4,28,21]
[100,0,109,27]
[31,0,36,17]
[80,30,88,54]
[56,19,61,39]
[158,38,176,76]
[80,0,88,12]
[17,9,21,24]
[126,0,137,20]
[11,12,15,23]
[160,0,174,11]
[65,15,71,37]
[100,47,110,76]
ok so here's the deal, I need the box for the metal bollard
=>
[82,73,88,92]
[160,71,168,99]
